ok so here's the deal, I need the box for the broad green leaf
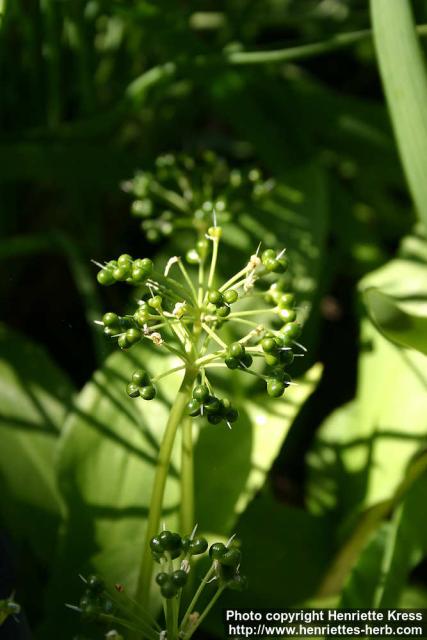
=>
[307,320,427,519]
[360,255,427,356]
[0,324,73,559]
[195,364,322,535]
[371,0,427,230]
[54,345,181,595]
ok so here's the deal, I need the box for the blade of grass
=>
[371,0,427,231]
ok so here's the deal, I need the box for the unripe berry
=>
[159,530,181,551]
[186,399,201,416]
[171,570,188,587]
[220,548,241,568]
[140,385,156,400]
[217,305,231,318]
[209,542,227,560]
[228,342,245,359]
[103,312,119,327]
[161,581,178,599]
[208,290,223,305]
[126,383,140,398]
[132,369,149,386]
[193,384,209,403]
[224,289,238,304]
[97,269,115,286]
[281,322,301,340]
[267,378,285,398]
[225,356,239,370]
[126,328,142,345]
[148,295,162,310]
[155,572,169,586]
[190,537,208,555]
[262,249,276,263]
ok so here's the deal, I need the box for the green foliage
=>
[2,0,427,636]
[371,0,427,230]
[0,325,73,560]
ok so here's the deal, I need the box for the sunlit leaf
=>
[0,324,73,559]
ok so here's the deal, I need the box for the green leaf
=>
[0,324,73,559]
[339,463,427,607]
[308,320,427,519]
[195,364,322,535]
[371,0,427,230]
[360,254,427,356]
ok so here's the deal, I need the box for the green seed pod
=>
[140,258,154,275]
[280,308,296,323]
[281,322,301,340]
[279,350,294,365]
[192,384,209,403]
[220,548,241,568]
[208,413,222,425]
[171,570,188,588]
[196,238,209,261]
[97,269,115,286]
[224,289,238,304]
[275,257,288,273]
[228,342,245,359]
[104,326,119,337]
[279,293,295,309]
[150,536,164,554]
[159,530,182,552]
[261,337,276,353]
[161,581,178,599]
[204,396,221,414]
[103,312,119,327]
[186,398,201,417]
[264,353,280,367]
[134,306,150,326]
[132,369,149,386]
[155,572,169,586]
[267,378,285,398]
[190,537,208,555]
[239,353,253,368]
[208,290,223,305]
[118,254,133,267]
[118,335,129,350]
[113,266,130,281]
[209,542,227,560]
[262,249,276,263]
[126,328,142,345]
[225,356,239,370]
[87,575,105,594]
[126,383,140,398]
[217,305,231,318]
[140,385,156,400]
[148,295,162,310]
[225,407,239,423]
[281,334,294,348]
[264,257,279,272]
[131,267,147,283]
[181,536,191,553]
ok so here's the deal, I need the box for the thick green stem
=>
[136,368,197,609]
[180,415,194,534]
